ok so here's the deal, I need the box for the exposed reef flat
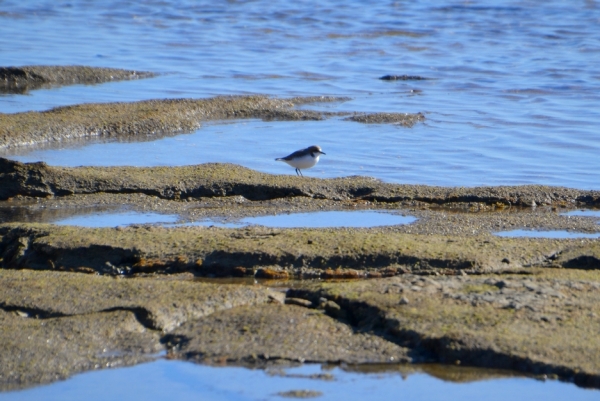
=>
[1,268,599,391]
[0,95,423,149]
[286,269,600,388]
[1,158,600,276]
[0,269,276,391]
[0,65,155,94]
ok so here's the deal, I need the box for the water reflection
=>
[562,210,600,218]
[495,229,600,239]
[0,206,179,228]
[1,360,596,400]
[0,207,414,229]
[187,210,416,229]
[53,212,179,228]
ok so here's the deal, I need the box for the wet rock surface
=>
[287,270,600,388]
[0,269,274,331]
[1,158,599,208]
[0,269,275,390]
[168,303,410,365]
[2,268,599,390]
[0,65,154,94]
[379,75,428,80]
[0,308,160,392]
[1,218,599,277]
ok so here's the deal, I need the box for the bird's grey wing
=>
[281,148,306,160]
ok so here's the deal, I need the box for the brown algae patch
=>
[0,95,420,149]
[0,65,155,94]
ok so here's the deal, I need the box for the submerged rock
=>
[379,74,428,81]
[0,95,422,149]
[0,65,154,94]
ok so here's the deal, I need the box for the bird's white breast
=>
[283,153,320,169]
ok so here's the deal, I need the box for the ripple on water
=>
[1,1,600,189]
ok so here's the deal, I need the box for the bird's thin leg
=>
[296,168,303,177]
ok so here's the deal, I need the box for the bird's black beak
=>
[321,151,326,155]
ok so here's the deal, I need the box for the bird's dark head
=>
[308,145,325,156]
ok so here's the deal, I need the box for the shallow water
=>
[189,210,416,229]
[0,207,415,229]
[1,0,599,188]
[1,360,597,401]
[45,210,414,229]
[54,211,179,227]
[242,210,415,228]
[495,229,600,239]
[562,210,600,218]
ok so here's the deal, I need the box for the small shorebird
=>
[275,145,326,177]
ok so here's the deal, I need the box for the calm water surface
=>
[562,210,600,218]
[495,229,600,239]
[1,0,599,188]
[1,360,597,401]
[53,211,179,227]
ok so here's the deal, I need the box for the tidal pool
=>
[189,210,416,229]
[45,210,416,228]
[242,210,415,228]
[1,360,596,401]
[53,212,179,228]
[495,230,600,239]
[562,210,600,218]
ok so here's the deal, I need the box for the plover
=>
[275,145,325,177]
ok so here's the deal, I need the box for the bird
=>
[275,145,326,177]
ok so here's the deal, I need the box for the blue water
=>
[495,229,600,239]
[1,0,599,188]
[47,210,413,228]
[240,210,415,228]
[53,211,179,227]
[1,360,597,401]
[187,210,415,228]
[562,210,600,218]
